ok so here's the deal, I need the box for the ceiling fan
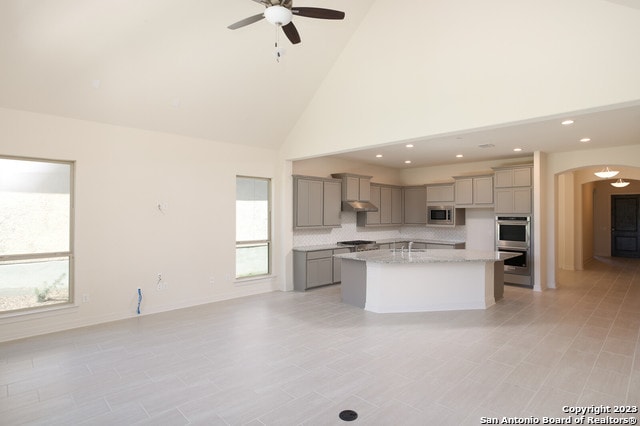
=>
[227,0,345,45]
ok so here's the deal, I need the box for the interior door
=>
[611,194,640,258]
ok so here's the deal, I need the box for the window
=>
[236,176,271,279]
[0,156,74,314]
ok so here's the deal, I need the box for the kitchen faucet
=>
[408,241,414,254]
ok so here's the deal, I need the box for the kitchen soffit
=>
[325,102,640,169]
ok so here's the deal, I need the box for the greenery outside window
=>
[0,156,74,314]
[236,176,271,279]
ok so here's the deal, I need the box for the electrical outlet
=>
[209,276,215,285]
[157,273,164,291]
[82,294,89,303]
[224,273,231,282]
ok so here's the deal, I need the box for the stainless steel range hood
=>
[331,173,379,213]
[342,200,378,212]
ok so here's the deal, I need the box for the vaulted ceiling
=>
[1,0,639,168]
[0,0,373,150]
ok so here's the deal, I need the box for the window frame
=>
[235,175,272,280]
[0,155,75,316]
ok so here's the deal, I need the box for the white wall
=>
[0,108,281,342]
[557,173,576,270]
[581,180,595,266]
[292,156,403,185]
[281,0,640,161]
[555,167,640,272]
[545,146,640,288]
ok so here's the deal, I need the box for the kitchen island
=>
[334,249,519,313]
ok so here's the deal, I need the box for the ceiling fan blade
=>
[291,7,345,20]
[227,13,265,30]
[282,22,301,44]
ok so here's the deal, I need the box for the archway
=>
[555,165,640,281]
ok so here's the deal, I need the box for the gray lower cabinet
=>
[293,248,350,291]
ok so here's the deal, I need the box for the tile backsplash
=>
[293,212,466,246]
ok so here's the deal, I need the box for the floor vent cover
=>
[339,410,358,422]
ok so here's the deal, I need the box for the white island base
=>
[338,250,509,313]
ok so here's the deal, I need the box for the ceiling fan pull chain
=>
[275,26,281,62]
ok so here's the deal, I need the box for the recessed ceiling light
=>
[405,144,414,148]
[561,119,574,125]
[580,138,591,143]
[513,148,523,152]
[375,154,383,158]
[404,160,411,164]
[456,154,463,158]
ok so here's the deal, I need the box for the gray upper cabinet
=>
[493,165,533,214]
[333,173,372,202]
[426,183,455,204]
[495,187,532,214]
[494,166,532,188]
[403,185,426,224]
[293,175,342,229]
[323,180,342,226]
[366,184,381,225]
[358,184,402,227]
[295,178,323,227]
[391,187,403,224]
[454,175,494,207]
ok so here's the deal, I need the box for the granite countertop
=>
[293,239,465,252]
[333,249,519,264]
[292,244,351,252]
[376,238,466,245]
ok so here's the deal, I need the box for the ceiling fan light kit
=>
[227,0,345,48]
[264,5,292,26]
[594,166,619,178]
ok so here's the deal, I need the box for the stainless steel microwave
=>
[427,205,464,226]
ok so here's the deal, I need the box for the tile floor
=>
[1,257,639,425]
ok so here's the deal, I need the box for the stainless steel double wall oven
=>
[496,216,532,288]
